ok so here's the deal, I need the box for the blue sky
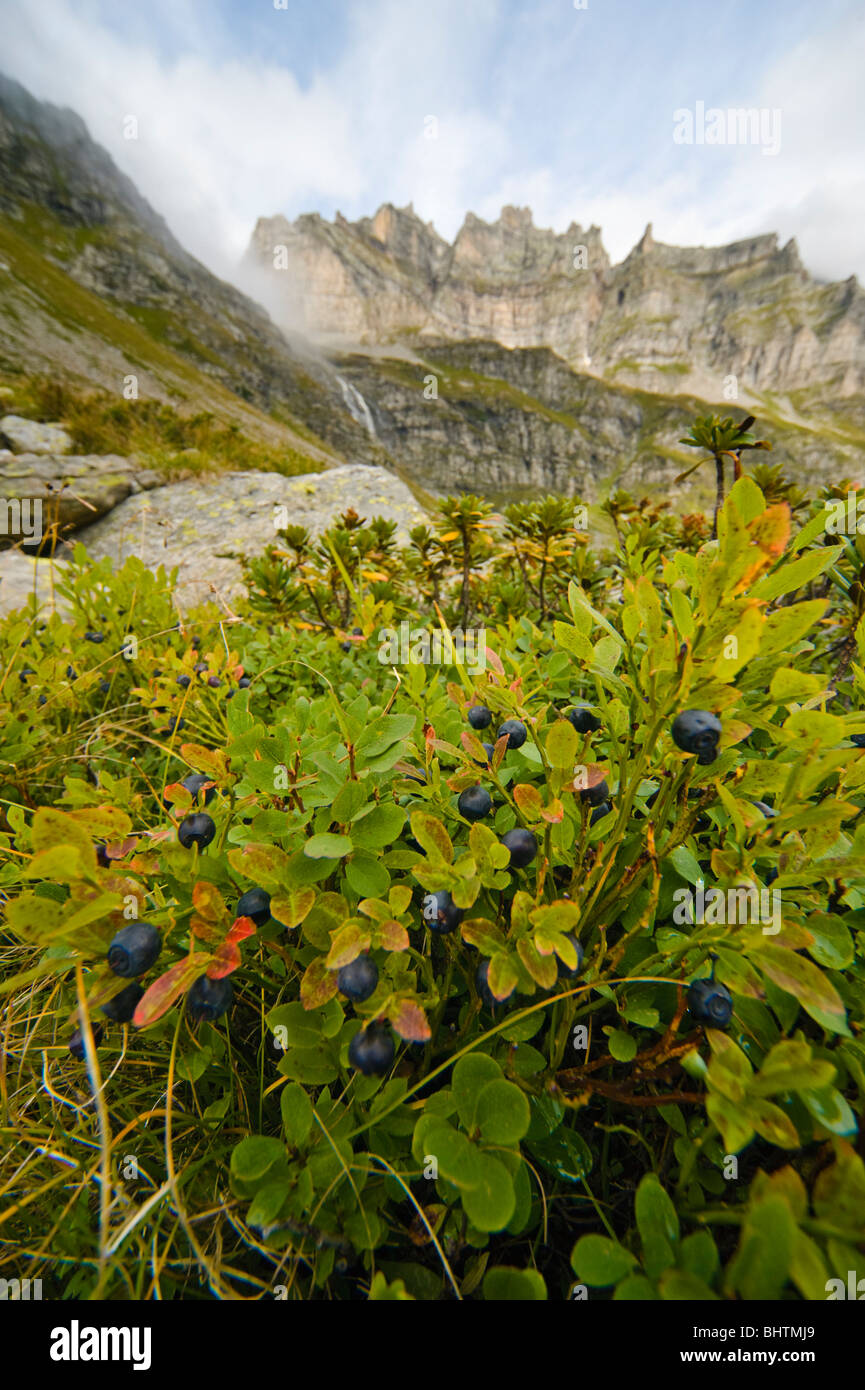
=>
[3,0,864,283]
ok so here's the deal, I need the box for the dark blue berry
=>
[238,676,251,689]
[590,800,613,825]
[182,773,215,806]
[458,785,492,822]
[237,887,271,926]
[178,813,216,850]
[101,981,144,1023]
[497,719,527,750]
[421,890,463,933]
[337,954,379,1002]
[84,631,105,644]
[177,674,191,689]
[208,676,222,688]
[68,1023,104,1059]
[187,974,233,1023]
[348,1024,394,1075]
[687,977,733,1027]
[468,705,492,730]
[672,710,722,765]
[566,703,601,734]
[580,778,610,808]
[501,828,537,868]
[108,922,161,978]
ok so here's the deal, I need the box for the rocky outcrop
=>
[66,465,427,611]
[0,451,159,548]
[0,415,72,454]
[247,204,865,402]
[334,341,864,506]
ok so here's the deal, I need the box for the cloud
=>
[1,0,863,285]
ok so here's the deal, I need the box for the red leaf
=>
[388,997,431,1042]
[208,940,240,978]
[133,954,210,1028]
[226,915,256,946]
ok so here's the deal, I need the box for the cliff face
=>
[0,73,380,469]
[247,204,865,403]
[332,340,864,509]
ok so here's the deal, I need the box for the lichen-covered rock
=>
[72,465,427,611]
[0,415,73,455]
[0,452,160,548]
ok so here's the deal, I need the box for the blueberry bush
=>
[1,421,864,1301]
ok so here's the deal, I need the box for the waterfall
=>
[336,375,377,440]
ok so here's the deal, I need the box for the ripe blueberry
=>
[340,641,352,653]
[177,674,191,689]
[337,954,379,1002]
[348,1023,395,1075]
[497,719,527,750]
[182,772,215,806]
[501,828,538,868]
[187,974,233,1023]
[101,981,144,1023]
[236,887,271,926]
[238,676,251,689]
[851,734,865,749]
[68,1023,104,1059]
[208,676,222,688]
[458,785,492,822]
[580,779,610,808]
[84,631,105,644]
[468,704,492,730]
[108,922,161,978]
[590,800,613,825]
[178,813,216,850]
[566,703,601,734]
[687,977,733,1028]
[421,890,463,933]
[672,710,722,765]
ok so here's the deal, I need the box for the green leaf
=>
[635,1173,680,1247]
[571,1234,638,1286]
[799,1086,857,1137]
[805,912,854,969]
[461,1153,516,1233]
[668,844,704,885]
[281,1082,314,1148]
[725,1196,796,1300]
[546,719,579,770]
[345,851,391,898]
[304,833,353,859]
[230,1135,285,1183]
[474,1079,531,1145]
[607,1028,637,1063]
[452,1053,503,1129]
[752,943,849,1034]
[410,810,454,865]
[658,1270,719,1300]
[482,1267,547,1300]
[706,1093,754,1153]
[350,803,406,850]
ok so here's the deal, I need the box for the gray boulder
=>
[0,415,73,455]
[74,464,427,610]
[0,452,160,548]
